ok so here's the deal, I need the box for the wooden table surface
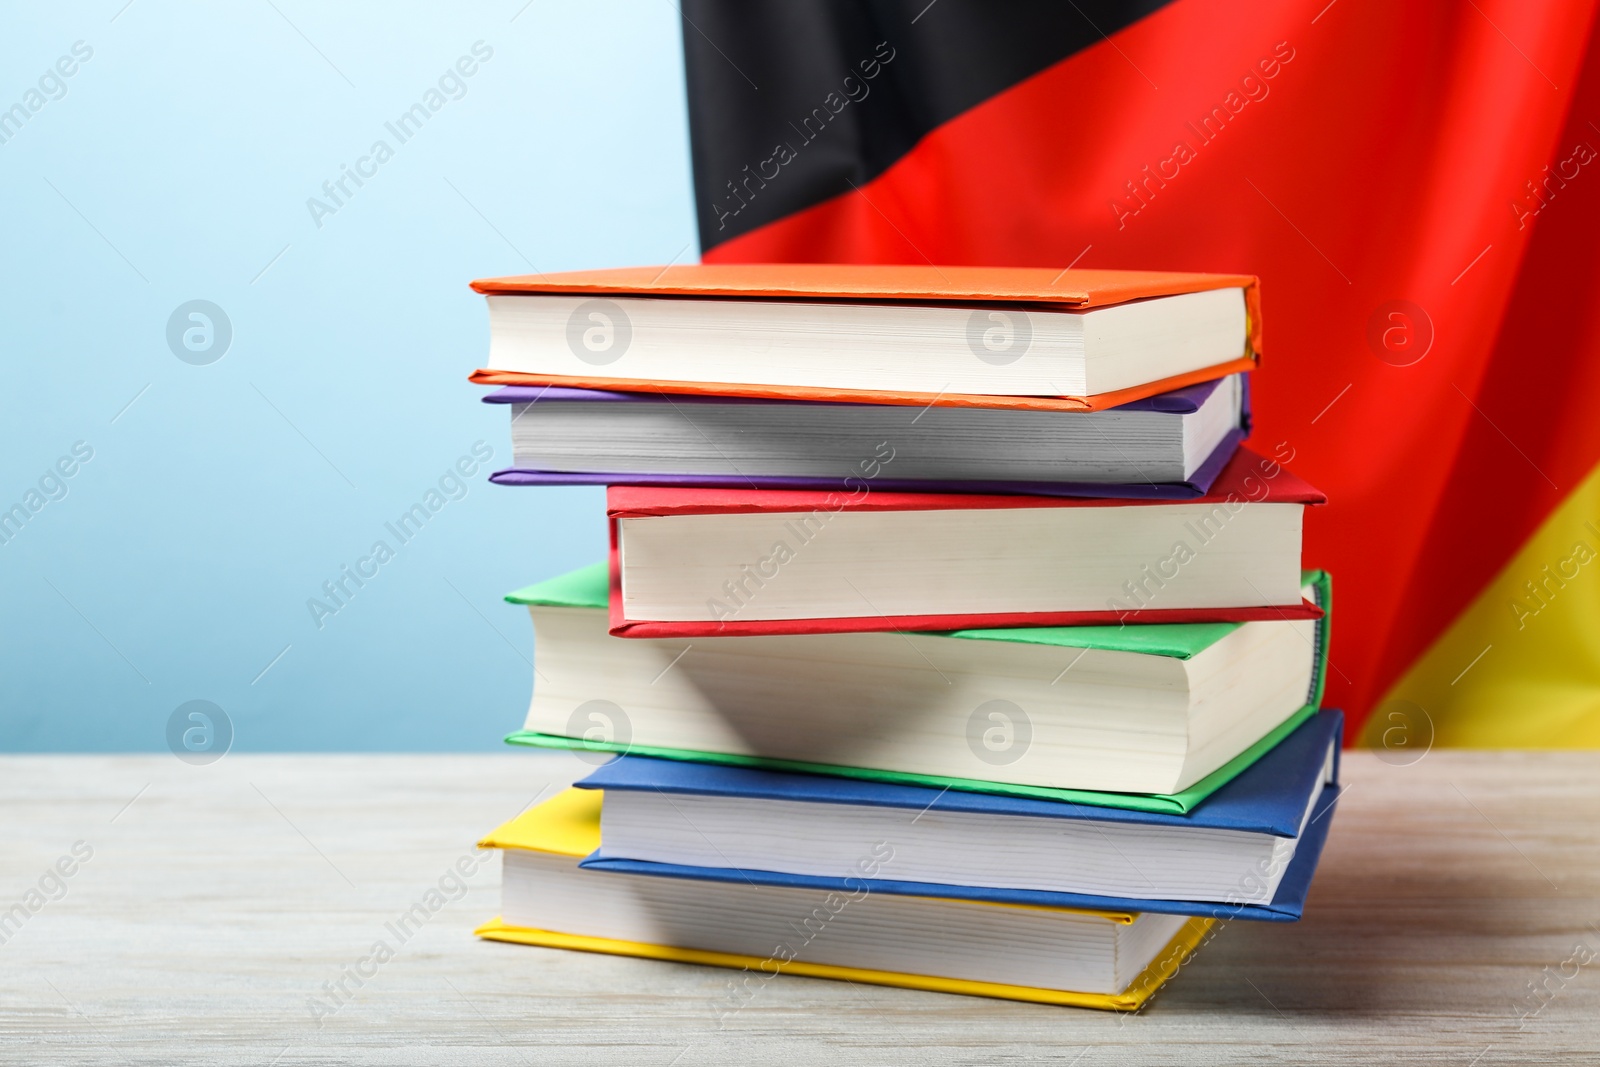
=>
[3,749,1597,1066]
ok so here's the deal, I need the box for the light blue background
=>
[0,2,695,750]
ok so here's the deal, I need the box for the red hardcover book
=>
[606,447,1324,638]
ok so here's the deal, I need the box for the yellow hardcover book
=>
[474,789,1213,1010]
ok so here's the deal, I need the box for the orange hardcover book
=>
[469,264,1259,412]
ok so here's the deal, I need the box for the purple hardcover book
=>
[481,375,1251,500]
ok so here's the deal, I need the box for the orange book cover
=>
[468,264,1260,412]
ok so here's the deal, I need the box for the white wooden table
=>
[3,750,1597,1065]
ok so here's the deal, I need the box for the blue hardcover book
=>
[574,711,1343,923]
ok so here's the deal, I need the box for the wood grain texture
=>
[1,750,1597,1066]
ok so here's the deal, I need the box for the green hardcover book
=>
[504,563,1330,814]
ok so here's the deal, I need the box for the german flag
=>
[680,0,1600,747]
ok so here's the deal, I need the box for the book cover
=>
[482,375,1251,500]
[469,264,1260,412]
[503,569,1332,815]
[606,446,1324,637]
[472,917,1214,1011]
[579,710,1344,840]
[473,787,1214,1010]
[576,785,1338,922]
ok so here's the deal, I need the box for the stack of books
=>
[467,265,1339,1011]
